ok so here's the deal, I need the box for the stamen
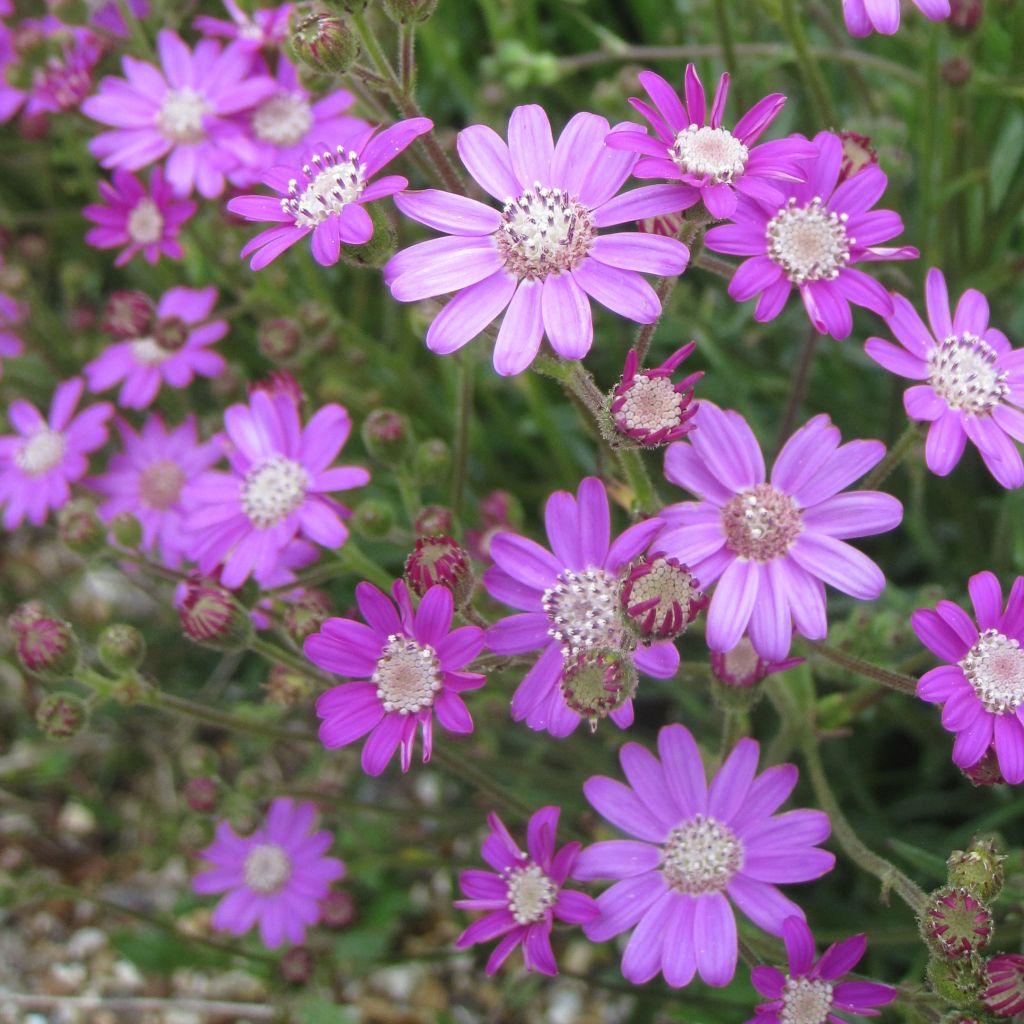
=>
[721,483,802,562]
[156,88,209,145]
[252,91,314,147]
[670,125,748,184]
[373,634,442,714]
[496,184,594,281]
[15,429,65,476]
[780,977,834,1024]
[767,197,851,284]
[243,843,292,894]
[661,814,743,894]
[928,333,1009,416]
[960,629,1024,714]
[240,455,310,529]
[280,147,366,229]
[505,863,558,925]
[126,198,164,246]
[542,567,624,657]
[139,460,185,510]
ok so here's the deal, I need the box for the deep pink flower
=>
[749,916,896,1022]
[607,65,816,220]
[385,104,692,375]
[610,343,701,447]
[89,0,150,38]
[193,798,345,949]
[843,0,951,36]
[194,0,293,48]
[454,806,598,975]
[659,403,903,661]
[0,378,113,529]
[912,571,1024,784]
[306,580,485,775]
[84,166,197,266]
[865,268,1024,489]
[577,725,834,988]
[704,131,917,340]
[227,117,431,268]
[84,286,227,409]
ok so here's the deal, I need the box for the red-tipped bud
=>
[258,317,302,360]
[97,623,146,673]
[620,554,705,642]
[610,344,701,447]
[103,290,154,338]
[984,955,1024,1017]
[711,637,803,690]
[414,504,453,536]
[284,590,332,645]
[837,131,878,184]
[404,535,474,606]
[263,665,315,707]
[320,889,356,928]
[178,581,253,652]
[361,408,412,465]
[947,840,1004,904]
[9,603,80,681]
[559,649,638,730]
[36,692,89,740]
[961,747,1005,787]
[183,776,218,813]
[154,314,189,352]
[280,946,316,984]
[922,887,992,958]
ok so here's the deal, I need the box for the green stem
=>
[719,709,749,762]
[431,745,535,823]
[713,0,743,108]
[862,422,923,490]
[152,692,318,744]
[249,636,320,678]
[336,539,395,591]
[779,0,837,127]
[616,448,661,516]
[803,640,918,696]
[451,353,473,519]
[694,253,736,280]
[776,325,820,452]
[398,23,416,94]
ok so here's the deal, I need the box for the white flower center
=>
[496,185,594,281]
[243,843,292,895]
[16,428,65,476]
[139,459,185,510]
[781,977,834,1024]
[671,125,748,184]
[767,198,851,284]
[661,814,743,894]
[372,634,443,714]
[281,147,366,229]
[621,555,700,638]
[252,90,313,147]
[721,638,762,685]
[240,455,310,529]
[126,198,164,246]
[156,87,209,145]
[542,567,624,657]
[130,336,171,367]
[614,374,685,436]
[722,483,802,562]
[505,863,557,925]
[927,333,1009,417]
[960,629,1024,714]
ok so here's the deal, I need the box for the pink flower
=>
[865,268,1024,489]
[84,286,227,409]
[0,291,26,378]
[455,806,598,975]
[750,916,896,1022]
[194,0,293,48]
[912,571,1024,784]
[659,403,903,661]
[610,343,701,447]
[704,131,917,340]
[711,636,803,689]
[89,0,150,38]
[576,725,834,987]
[193,798,345,950]
[0,378,113,529]
[306,580,485,775]
[84,167,197,266]
[227,117,432,268]
[843,0,951,36]
[385,104,692,375]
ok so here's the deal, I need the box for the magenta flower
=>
[194,0,293,48]
[750,916,896,1023]
[865,268,1024,489]
[704,131,917,340]
[659,403,903,661]
[84,167,197,267]
[484,477,678,737]
[385,105,693,375]
[84,286,227,409]
[0,378,113,530]
[606,65,816,220]
[985,955,1024,1017]
[610,343,701,447]
[89,415,220,568]
[576,725,834,988]
[454,806,598,975]
[193,798,345,950]
[912,571,1024,784]
[0,291,26,378]
[89,0,150,38]
[711,636,803,689]
[184,388,369,588]
[227,117,431,269]
[843,0,951,35]
[82,29,276,198]
[306,580,485,775]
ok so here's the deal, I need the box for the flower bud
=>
[258,317,302,361]
[404,535,474,605]
[928,954,986,1009]
[288,8,359,75]
[942,57,972,87]
[57,499,105,556]
[984,955,1024,1017]
[183,776,218,813]
[949,0,982,34]
[279,946,316,984]
[609,344,701,448]
[413,438,451,480]
[95,624,146,673]
[361,409,412,465]
[338,203,397,269]
[110,511,143,549]
[320,889,356,928]
[381,0,438,23]
[947,841,1004,904]
[620,554,705,642]
[922,887,992,958]
[264,664,315,707]
[36,692,89,740]
[154,314,189,352]
[837,131,878,185]
[9,604,80,681]
[961,748,1005,787]
[110,672,152,705]
[559,650,638,731]
[283,590,332,645]
[178,582,253,653]
[351,498,395,539]
[103,290,154,338]
[414,504,452,535]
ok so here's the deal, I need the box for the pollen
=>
[670,125,748,184]
[767,197,851,284]
[496,184,595,281]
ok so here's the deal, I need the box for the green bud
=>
[110,512,143,549]
[57,499,105,556]
[288,7,359,74]
[283,590,332,645]
[361,409,413,465]
[36,692,89,740]
[559,650,638,732]
[380,0,438,24]
[413,438,450,480]
[927,953,986,1010]
[258,317,302,360]
[338,202,397,269]
[97,624,146,673]
[948,841,1005,904]
[351,499,395,539]
[110,673,153,706]
[264,665,316,707]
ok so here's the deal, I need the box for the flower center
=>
[614,374,685,437]
[16,428,65,476]
[496,185,595,281]
[925,887,992,957]
[661,813,743,894]
[960,629,1024,714]
[620,555,703,641]
[670,125,749,184]
[927,333,1009,416]
[505,863,558,925]
[767,198,851,284]
[139,459,185,510]
[127,198,164,246]
[243,843,292,895]
[372,634,443,714]
[130,336,171,366]
[280,147,366,229]
[252,90,313,147]
[156,87,209,145]
[542,567,624,657]
[559,649,638,728]
[240,455,310,529]
[781,977,834,1024]
[716,637,763,687]
[722,483,802,562]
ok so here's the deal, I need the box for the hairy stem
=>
[863,422,922,491]
[779,0,838,126]
[776,325,820,451]
[804,640,919,696]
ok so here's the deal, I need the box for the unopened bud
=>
[381,0,438,22]
[947,841,1004,904]
[559,650,638,731]
[405,535,474,605]
[949,0,982,34]
[928,954,986,1009]
[97,623,146,673]
[154,314,189,352]
[183,776,218,813]
[961,748,1005,787]
[103,290,154,338]
[837,131,878,185]
[284,590,332,645]
[179,582,253,653]
[9,604,80,681]
[352,499,394,539]
[414,438,450,480]
[320,889,356,928]
[288,8,359,74]
[414,504,452,535]
[258,317,302,360]
[620,554,705,641]
[921,887,992,958]
[338,203,396,268]
[58,499,105,556]
[942,57,972,87]
[361,409,412,465]
[264,664,315,707]
[280,946,316,984]
[110,511,143,549]
[984,954,1024,1017]
[36,692,89,740]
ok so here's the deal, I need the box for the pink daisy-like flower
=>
[183,388,369,588]
[606,65,816,220]
[384,104,693,375]
[912,571,1024,784]
[81,29,276,198]
[24,21,102,117]
[483,477,679,737]
[88,415,220,567]
[865,268,1024,489]
[454,806,598,976]
[985,954,1024,1017]
[0,378,113,530]
[227,117,432,268]
[704,131,917,340]
[749,915,897,1023]
[194,0,293,49]
[576,724,834,988]
[305,580,485,775]
[658,403,903,661]
[610,343,702,447]
[84,286,227,409]
[843,0,951,36]
[193,797,344,950]
[84,167,197,266]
